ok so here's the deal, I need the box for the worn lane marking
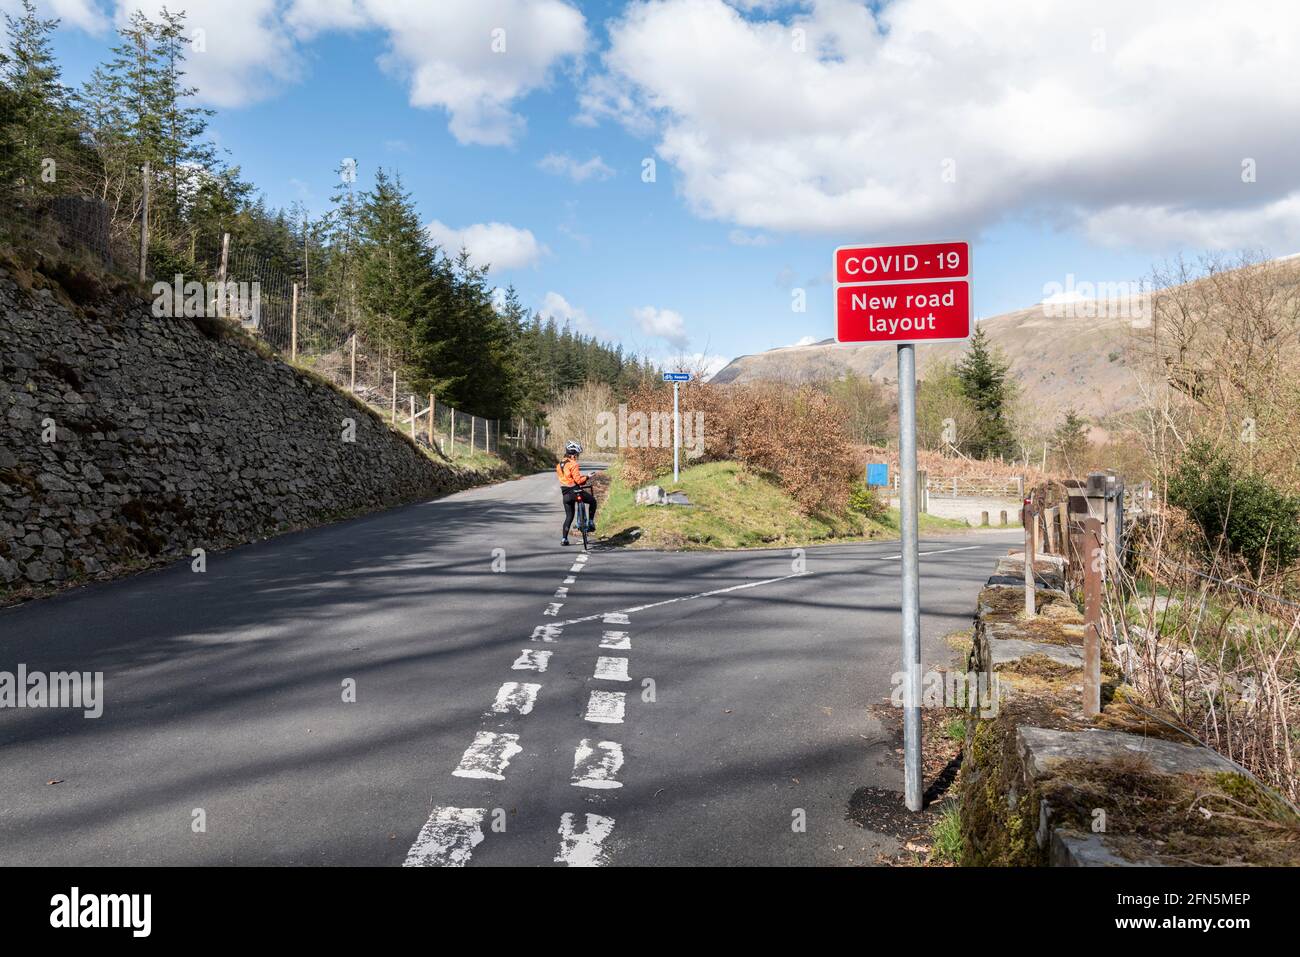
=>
[489,682,541,715]
[555,812,616,866]
[453,731,523,780]
[554,586,569,598]
[561,572,809,626]
[403,807,486,867]
[593,656,630,682]
[600,630,630,650]
[530,624,563,642]
[563,576,576,584]
[544,602,563,616]
[872,545,983,560]
[584,690,625,724]
[569,564,586,573]
[512,648,552,672]
[571,740,624,790]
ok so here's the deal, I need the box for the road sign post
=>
[663,372,692,483]
[834,240,971,813]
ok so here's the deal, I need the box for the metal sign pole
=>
[897,342,923,812]
[673,381,681,483]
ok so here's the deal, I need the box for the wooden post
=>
[349,334,356,391]
[409,395,415,438]
[1058,504,1071,569]
[1023,499,1037,616]
[449,410,456,457]
[390,370,397,422]
[138,161,150,282]
[290,282,299,362]
[428,394,434,447]
[1083,517,1103,717]
[216,232,229,316]
[980,510,989,527]
[999,509,1007,527]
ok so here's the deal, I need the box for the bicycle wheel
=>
[578,501,590,550]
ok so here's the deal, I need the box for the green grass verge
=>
[597,460,969,550]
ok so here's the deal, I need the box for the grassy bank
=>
[597,460,969,550]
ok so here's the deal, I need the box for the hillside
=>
[712,302,1137,423]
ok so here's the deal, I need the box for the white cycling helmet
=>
[564,441,582,455]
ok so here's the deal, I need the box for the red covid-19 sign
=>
[834,240,971,344]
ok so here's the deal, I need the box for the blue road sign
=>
[866,463,889,487]
[662,372,692,382]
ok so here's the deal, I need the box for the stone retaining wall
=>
[958,550,1298,866]
[0,262,507,599]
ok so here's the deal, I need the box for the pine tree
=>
[0,0,78,194]
[1051,408,1089,473]
[955,326,1017,460]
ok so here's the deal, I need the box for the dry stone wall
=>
[0,264,503,597]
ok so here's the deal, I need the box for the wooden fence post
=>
[1083,517,1103,717]
[428,394,434,447]
[290,282,299,361]
[216,232,229,316]
[390,370,397,422]
[349,334,356,391]
[1023,498,1037,616]
[409,395,415,439]
[138,161,150,282]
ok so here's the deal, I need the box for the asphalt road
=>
[0,469,1019,866]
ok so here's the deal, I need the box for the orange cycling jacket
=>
[556,459,588,488]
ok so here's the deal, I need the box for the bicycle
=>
[572,487,596,551]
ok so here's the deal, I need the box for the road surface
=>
[0,469,1018,866]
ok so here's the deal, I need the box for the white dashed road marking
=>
[512,649,552,672]
[571,740,624,790]
[584,690,626,724]
[489,682,541,715]
[531,624,562,642]
[563,576,576,584]
[599,630,630,650]
[403,807,486,867]
[554,587,568,598]
[453,731,523,780]
[555,812,615,866]
[544,602,563,616]
[593,656,630,682]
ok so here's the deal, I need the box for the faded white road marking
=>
[561,573,809,626]
[489,682,541,715]
[563,576,576,584]
[571,739,624,790]
[453,731,523,780]
[554,586,569,598]
[403,806,486,867]
[584,690,625,724]
[512,648,552,672]
[872,545,982,560]
[600,630,630,650]
[531,624,562,642]
[555,812,615,866]
[570,564,585,573]
[575,554,590,564]
[544,602,563,616]
[593,656,630,682]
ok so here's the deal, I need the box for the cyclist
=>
[557,440,596,546]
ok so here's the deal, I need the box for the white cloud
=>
[582,0,1300,249]
[117,0,303,108]
[538,290,593,331]
[633,305,689,347]
[288,0,587,145]
[538,152,615,182]
[426,219,547,270]
[24,0,108,31]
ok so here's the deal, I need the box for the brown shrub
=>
[619,381,858,515]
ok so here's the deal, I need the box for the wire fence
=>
[1,180,544,462]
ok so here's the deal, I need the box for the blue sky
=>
[30,0,1300,373]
